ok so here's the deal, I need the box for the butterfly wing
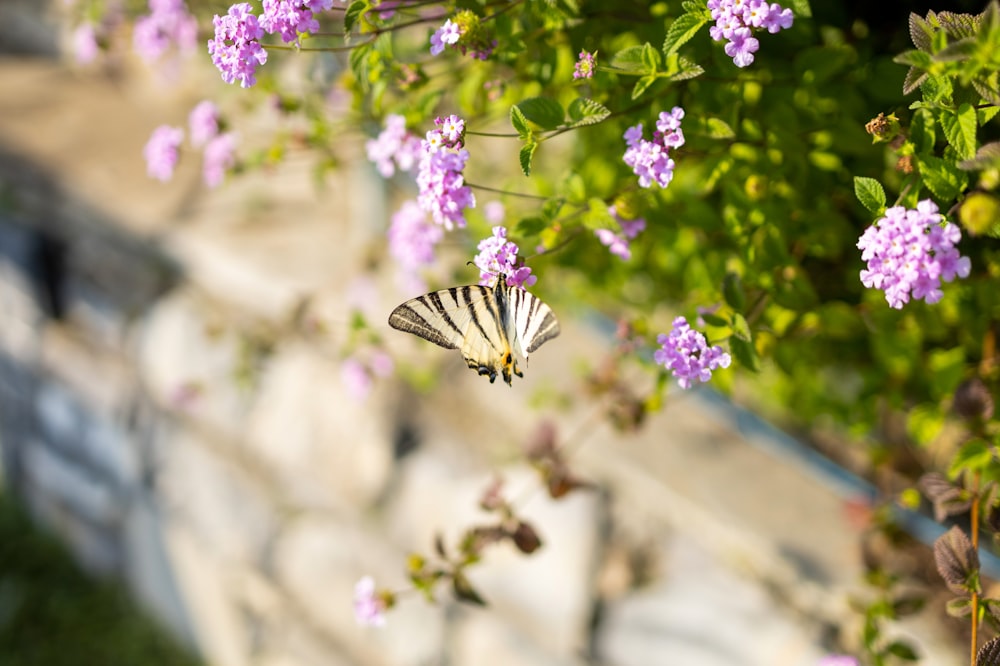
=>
[506,283,561,360]
[388,285,520,384]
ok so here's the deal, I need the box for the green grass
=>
[0,492,205,666]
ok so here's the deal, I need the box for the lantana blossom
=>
[654,316,731,389]
[415,115,475,230]
[430,19,461,56]
[623,107,685,189]
[143,125,184,181]
[133,0,198,63]
[574,50,597,80]
[202,132,238,188]
[189,100,220,148]
[707,0,792,67]
[207,3,268,88]
[595,206,646,260]
[387,199,443,293]
[366,114,422,178]
[259,0,333,44]
[857,199,971,309]
[474,226,536,289]
[354,576,387,626]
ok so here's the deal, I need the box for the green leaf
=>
[722,273,746,311]
[893,49,933,68]
[632,75,657,100]
[917,154,969,201]
[695,117,736,139]
[729,336,760,372]
[959,142,1000,171]
[583,197,616,229]
[641,42,662,72]
[885,640,920,661]
[609,46,649,74]
[854,176,887,213]
[667,56,705,82]
[940,103,978,160]
[344,0,370,32]
[510,104,530,139]
[788,0,811,18]
[567,98,611,128]
[949,438,994,477]
[730,313,752,342]
[515,97,565,131]
[933,36,978,62]
[663,12,708,55]
[519,141,538,176]
[516,216,547,236]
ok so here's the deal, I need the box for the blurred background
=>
[0,1,980,664]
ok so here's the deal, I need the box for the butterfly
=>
[388,274,560,385]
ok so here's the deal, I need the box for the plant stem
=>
[971,470,981,666]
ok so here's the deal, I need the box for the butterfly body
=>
[388,275,560,385]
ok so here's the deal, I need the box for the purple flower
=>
[260,0,333,44]
[207,3,268,88]
[484,201,505,224]
[707,0,791,65]
[143,125,184,182]
[857,199,971,309]
[438,114,465,145]
[574,50,597,80]
[366,114,422,178]
[725,27,759,67]
[133,0,198,63]
[623,107,684,189]
[762,2,794,32]
[353,576,387,626]
[342,358,373,401]
[416,115,475,230]
[430,19,461,56]
[596,206,646,260]
[73,23,99,64]
[474,226,536,289]
[202,132,238,187]
[654,316,731,389]
[189,100,220,147]
[388,199,443,281]
[817,658,859,666]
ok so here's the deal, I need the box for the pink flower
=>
[207,3,268,88]
[430,19,461,56]
[623,107,684,189]
[573,50,597,79]
[654,316,731,389]
[415,115,475,230]
[259,0,333,44]
[387,200,443,291]
[341,358,373,401]
[73,23,99,64]
[725,27,760,67]
[484,201,506,224]
[366,114,422,178]
[202,132,238,187]
[188,100,220,148]
[133,0,198,62]
[474,226,536,289]
[144,125,184,182]
[595,206,646,260]
[353,576,387,627]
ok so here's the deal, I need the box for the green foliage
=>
[0,494,202,666]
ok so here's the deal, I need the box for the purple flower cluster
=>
[595,206,646,260]
[416,115,476,230]
[366,114,422,178]
[474,226,536,289]
[133,0,198,63]
[342,353,394,402]
[189,100,220,147]
[259,0,333,44]
[654,316,731,389]
[203,132,238,188]
[817,658,858,666]
[73,24,99,64]
[353,576,387,626]
[430,19,461,56]
[708,0,793,68]
[857,199,971,309]
[428,14,495,60]
[574,50,597,80]
[623,107,685,189]
[387,200,444,293]
[208,4,268,87]
[143,125,184,181]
